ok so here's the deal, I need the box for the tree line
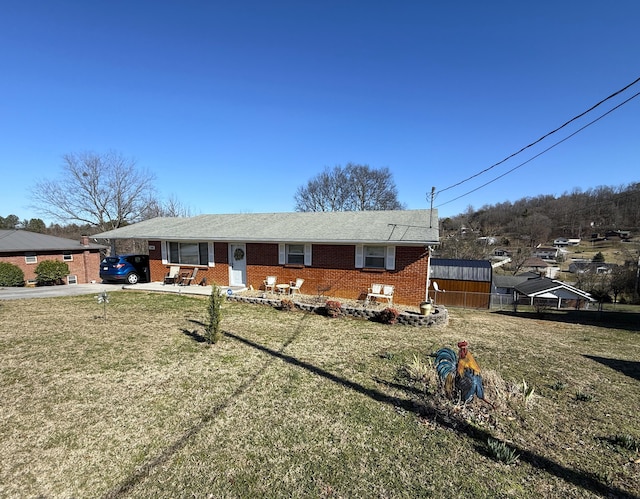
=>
[441,182,640,244]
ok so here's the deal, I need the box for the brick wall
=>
[148,240,430,305]
[0,250,103,284]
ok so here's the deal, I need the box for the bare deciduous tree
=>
[295,163,405,212]
[140,194,193,219]
[30,151,155,232]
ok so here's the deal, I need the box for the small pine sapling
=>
[206,283,225,344]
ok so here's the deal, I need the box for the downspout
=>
[425,245,432,302]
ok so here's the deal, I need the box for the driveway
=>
[0,283,117,300]
[0,282,227,300]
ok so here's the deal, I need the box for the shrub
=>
[377,307,399,324]
[35,260,69,285]
[324,300,342,318]
[205,283,225,344]
[279,298,294,311]
[0,262,25,287]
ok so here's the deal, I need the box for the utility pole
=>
[428,186,436,228]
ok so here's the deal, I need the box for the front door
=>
[229,244,247,286]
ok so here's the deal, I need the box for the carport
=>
[514,276,595,309]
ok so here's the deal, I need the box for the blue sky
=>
[1,1,638,225]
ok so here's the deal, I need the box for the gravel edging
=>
[226,294,448,327]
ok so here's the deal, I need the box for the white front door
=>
[229,244,247,286]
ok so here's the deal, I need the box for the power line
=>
[435,76,640,198]
[436,90,640,209]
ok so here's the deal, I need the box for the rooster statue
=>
[435,341,493,407]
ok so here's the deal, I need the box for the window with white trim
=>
[63,252,73,262]
[364,245,385,269]
[25,253,37,264]
[279,243,312,266]
[168,242,209,265]
[355,245,396,270]
[286,244,305,265]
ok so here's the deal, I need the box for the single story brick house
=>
[0,230,107,285]
[93,210,440,306]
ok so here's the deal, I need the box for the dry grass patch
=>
[0,293,638,498]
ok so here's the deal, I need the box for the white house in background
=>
[553,237,581,247]
[553,237,569,247]
[532,245,561,260]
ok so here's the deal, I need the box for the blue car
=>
[100,254,149,284]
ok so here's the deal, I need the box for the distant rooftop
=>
[0,230,107,252]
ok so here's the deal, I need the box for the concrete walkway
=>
[122,282,248,297]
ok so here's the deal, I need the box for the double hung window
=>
[364,246,385,269]
[278,243,311,266]
[286,244,305,265]
[355,245,396,270]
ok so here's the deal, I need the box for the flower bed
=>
[226,293,448,327]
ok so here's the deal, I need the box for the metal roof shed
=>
[429,258,492,308]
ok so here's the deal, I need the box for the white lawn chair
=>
[164,266,181,285]
[264,275,277,293]
[289,278,304,295]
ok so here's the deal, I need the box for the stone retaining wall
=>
[226,294,448,327]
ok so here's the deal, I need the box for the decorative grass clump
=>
[611,434,639,451]
[575,391,594,402]
[487,438,520,465]
[404,354,432,383]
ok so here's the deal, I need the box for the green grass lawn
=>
[0,292,638,498]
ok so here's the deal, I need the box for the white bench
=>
[365,284,395,305]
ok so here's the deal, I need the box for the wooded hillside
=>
[440,182,640,246]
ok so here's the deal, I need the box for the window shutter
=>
[161,241,168,264]
[304,244,312,266]
[208,242,215,267]
[278,243,286,265]
[355,245,364,268]
[385,246,396,270]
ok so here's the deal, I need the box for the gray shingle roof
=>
[493,274,530,289]
[93,210,439,245]
[514,277,594,301]
[0,230,107,252]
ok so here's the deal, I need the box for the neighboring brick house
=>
[0,230,108,285]
[93,210,440,306]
